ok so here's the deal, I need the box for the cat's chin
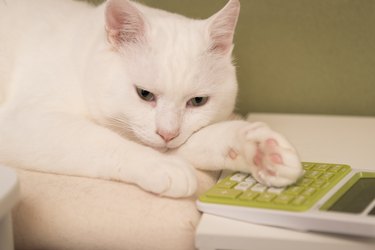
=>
[152,142,182,151]
[137,139,170,151]
[145,144,173,154]
[141,139,184,152]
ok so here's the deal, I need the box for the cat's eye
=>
[187,96,209,107]
[136,87,155,102]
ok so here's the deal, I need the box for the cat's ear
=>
[105,0,146,48]
[208,0,240,54]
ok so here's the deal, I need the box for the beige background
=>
[87,0,375,116]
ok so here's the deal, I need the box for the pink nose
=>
[156,129,179,143]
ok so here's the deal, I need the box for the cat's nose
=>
[156,129,179,143]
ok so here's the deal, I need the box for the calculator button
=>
[296,178,314,186]
[230,173,249,182]
[205,188,242,199]
[302,163,315,170]
[328,165,342,172]
[251,183,268,192]
[311,179,326,188]
[319,182,330,189]
[217,180,237,189]
[302,187,317,196]
[267,187,285,194]
[256,193,276,202]
[239,191,259,201]
[234,182,253,191]
[313,164,330,171]
[291,195,306,206]
[339,166,351,173]
[304,171,322,179]
[320,172,335,180]
[274,194,295,204]
[285,186,304,195]
[244,176,257,185]
[199,162,352,213]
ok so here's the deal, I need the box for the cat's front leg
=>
[176,120,303,187]
[0,112,197,197]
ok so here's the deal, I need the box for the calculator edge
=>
[196,169,375,238]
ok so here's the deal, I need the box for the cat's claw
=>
[233,122,303,187]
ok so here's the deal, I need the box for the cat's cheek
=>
[165,140,183,150]
[132,132,166,149]
[144,140,167,150]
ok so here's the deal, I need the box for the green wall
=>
[87,0,375,116]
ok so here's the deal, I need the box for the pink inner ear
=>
[209,33,234,53]
[105,0,145,47]
[209,0,240,54]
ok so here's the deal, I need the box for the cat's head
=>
[85,0,240,150]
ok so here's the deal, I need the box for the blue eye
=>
[187,96,209,107]
[136,87,155,102]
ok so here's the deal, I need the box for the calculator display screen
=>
[328,178,375,214]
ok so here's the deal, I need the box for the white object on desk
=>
[0,165,20,250]
[196,113,375,250]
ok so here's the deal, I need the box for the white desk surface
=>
[196,113,375,250]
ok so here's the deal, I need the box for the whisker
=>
[101,114,144,142]
[101,113,159,148]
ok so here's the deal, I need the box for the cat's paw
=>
[138,156,198,198]
[229,122,303,187]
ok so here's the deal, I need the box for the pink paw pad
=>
[270,153,283,164]
[228,148,238,160]
[265,168,276,176]
[265,138,278,147]
[265,138,284,164]
[252,139,284,177]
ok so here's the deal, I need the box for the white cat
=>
[0,0,303,197]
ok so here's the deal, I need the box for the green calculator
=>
[197,162,375,238]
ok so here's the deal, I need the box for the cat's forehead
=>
[148,18,208,57]
[134,55,211,99]
[121,14,233,98]
[127,22,213,90]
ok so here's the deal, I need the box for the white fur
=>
[0,0,302,197]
